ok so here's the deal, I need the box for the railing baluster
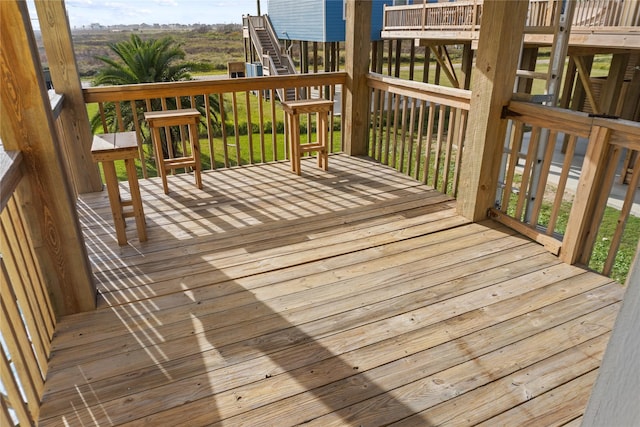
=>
[231,92,241,165]
[414,100,426,180]
[547,134,577,235]
[258,89,266,163]
[603,153,640,275]
[452,109,468,196]
[219,93,229,168]
[1,348,34,426]
[442,106,455,194]
[270,88,277,161]
[530,130,559,224]
[204,93,216,170]
[422,103,436,186]
[245,91,254,164]
[502,121,525,213]
[399,95,409,173]
[406,97,417,178]
[433,104,445,190]
[391,94,401,168]
[1,215,50,366]
[129,100,148,179]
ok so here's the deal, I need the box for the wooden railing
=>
[1,147,57,426]
[366,73,472,197]
[383,1,482,31]
[494,101,639,278]
[383,0,639,33]
[83,73,346,179]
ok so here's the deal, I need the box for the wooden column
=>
[582,243,640,425]
[457,0,529,221]
[0,0,96,315]
[460,43,474,90]
[560,126,616,265]
[34,0,102,194]
[343,0,371,156]
[600,53,630,115]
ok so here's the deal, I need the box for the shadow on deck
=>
[39,154,624,426]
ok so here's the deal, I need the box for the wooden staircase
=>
[246,15,298,101]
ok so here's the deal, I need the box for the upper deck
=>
[382,0,640,50]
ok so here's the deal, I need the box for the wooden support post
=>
[301,41,308,74]
[0,0,96,315]
[313,42,318,73]
[387,39,393,76]
[376,41,384,74]
[371,41,378,72]
[409,41,416,81]
[600,53,630,116]
[34,0,102,195]
[457,0,529,222]
[344,0,371,156]
[460,43,473,90]
[621,54,640,121]
[423,47,430,84]
[560,126,613,265]
[394,39,402,78]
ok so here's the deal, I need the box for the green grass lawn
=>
[508,188,638,284]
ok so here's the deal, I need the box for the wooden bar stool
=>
[282,99,334,175]
[144,108,203,194]
[91,132,147,245]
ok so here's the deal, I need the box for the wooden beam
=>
[343,0,371,156]
[573,55,600,115]
[582,242,640,425]
[0,0,96,315]
[456,0,529,221]
[34,0,102,194]
[429,45,460,89]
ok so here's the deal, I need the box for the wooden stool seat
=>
[144,108,203,194]
[282,99,334,175]
[91,132,147,245]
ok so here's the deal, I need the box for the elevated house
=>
[1,0,639,425]
[243,0,393,80]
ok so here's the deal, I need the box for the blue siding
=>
[268,0,394,42]
[268,0,325,42]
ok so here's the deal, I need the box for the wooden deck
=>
[38,154,624,426]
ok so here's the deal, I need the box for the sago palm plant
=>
[90,34,220,158]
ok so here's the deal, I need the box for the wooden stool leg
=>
[151,127,169,194]
[287,112,302,175]
[124,158,147,242]
[319,111,329,171]
[102,160,127,245]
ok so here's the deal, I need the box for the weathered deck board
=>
[39,155,624,426]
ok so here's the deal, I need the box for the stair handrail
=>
[262,53,287,101]
[247,15,266,59]
[263,14,286,62]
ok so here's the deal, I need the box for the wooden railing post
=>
[34,0,102,194]
[0,0,96,315]
[560,125,614,265]
[457,0,529,221]
[344,0,372,156]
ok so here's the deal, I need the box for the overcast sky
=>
[29,0,264,28]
